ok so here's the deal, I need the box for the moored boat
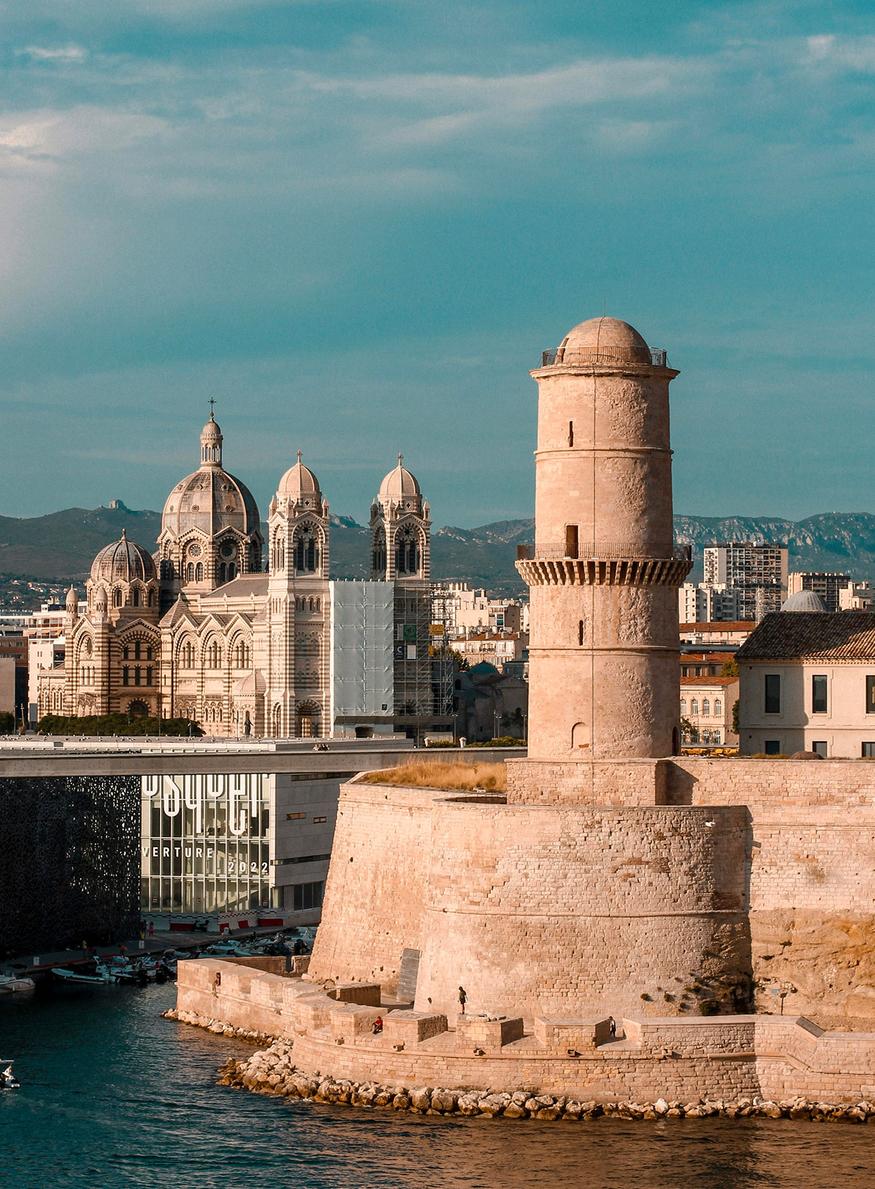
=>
[0,974,36,995]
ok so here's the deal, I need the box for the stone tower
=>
[516,316,691,763]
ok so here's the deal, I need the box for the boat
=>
[52,964,115,985]
[0,1061,20,1090]
[203,941,254,957]
[0,974,36,995]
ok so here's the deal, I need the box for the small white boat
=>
[52,964,115,985]
[0,974,35,995]
[0,1061,20,1090]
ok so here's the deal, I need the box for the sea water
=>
[2,983,874,1188]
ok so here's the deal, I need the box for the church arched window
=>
[113,587,122,608]
[395,526,420,575]
[195,563,204,582]
[228,562,236,580]
[186,563,194,582]
[218,563,226,584]
[131,586,140,607]
[294,524,319,574]
[372,527,386,575]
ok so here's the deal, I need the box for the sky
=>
[1,0,874,528]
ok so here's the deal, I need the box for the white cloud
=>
[0,107,167,167]
[17,44,88,62]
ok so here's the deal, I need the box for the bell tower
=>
[516,316,691,762]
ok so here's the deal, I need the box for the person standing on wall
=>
[458,985,467,1015]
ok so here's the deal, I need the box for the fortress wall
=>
[306,782,435,992]
[413,802,751,1021]
[175,958,298,1038]
[667,758,875,1029]
[666,758,875,915]
[180,963,875,1102]
[505,757,664,805]
[667,757,875,808]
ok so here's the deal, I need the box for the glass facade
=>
[141,774,271,914]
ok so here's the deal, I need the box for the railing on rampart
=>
[516,542,692,563]
[539,347,668,368]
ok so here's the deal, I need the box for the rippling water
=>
[2,984,874,1188]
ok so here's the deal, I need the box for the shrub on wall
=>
[38,714,203,737]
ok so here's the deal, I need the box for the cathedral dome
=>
[161,415,261,540]
[557,316,652,366]
[378,455,421,503]
[90,531,157,584]
[276,451,322,504]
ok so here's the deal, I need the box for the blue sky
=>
[1,1,874,526]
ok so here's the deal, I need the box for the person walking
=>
[458,985,467,1015]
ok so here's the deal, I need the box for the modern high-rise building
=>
[787,571,851,614]
[703,542,788,620]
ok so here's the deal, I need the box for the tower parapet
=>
[517,316,692,763]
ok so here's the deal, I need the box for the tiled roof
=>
[737,611,875,661]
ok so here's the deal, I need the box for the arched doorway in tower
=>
[127,699,149,719]
[296,700,320,738]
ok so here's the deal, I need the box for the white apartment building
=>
[839,582,875,611]
[680,674,739,746]
[431,582,527,636]
[679,582,743,623]
[737,610,875,757]
[703,543,788,621]
[787,572,851,614]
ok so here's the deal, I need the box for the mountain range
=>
[3,504,875,599]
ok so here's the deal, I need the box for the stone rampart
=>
[305,783,435,992]
[414,799,750,1020]
[176,960,875,1104]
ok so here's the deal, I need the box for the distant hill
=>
[3,505,875,599]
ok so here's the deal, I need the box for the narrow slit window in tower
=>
[565,524,579,559]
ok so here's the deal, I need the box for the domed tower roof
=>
[276,450,322,504]
[200,412,223,466]
[161,414,261,539]
[556,316,652,366]
[378,454,422,504]
[781,590,827,612]
[90,530,157,584]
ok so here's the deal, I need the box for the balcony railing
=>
[540,347,668,368]
[517,542,692,562]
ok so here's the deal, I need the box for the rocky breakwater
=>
[216,1039,875,1123]
[162,1005,275,1047]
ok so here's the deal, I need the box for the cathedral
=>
[37,414,434,738]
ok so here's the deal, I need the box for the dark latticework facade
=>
[0,776,140,956]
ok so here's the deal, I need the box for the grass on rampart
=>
[360,760,506,792]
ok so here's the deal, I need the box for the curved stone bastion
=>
[308,779,753,1021]
[173,957,875,1107]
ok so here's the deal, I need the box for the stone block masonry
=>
[175,959,875,1106]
